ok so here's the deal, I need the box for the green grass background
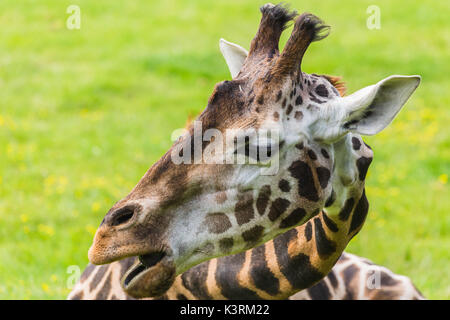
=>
[0,0,448,299]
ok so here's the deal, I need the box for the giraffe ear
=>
[337,75,421,135]
[219,38,248,78]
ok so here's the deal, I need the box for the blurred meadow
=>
[0,0,448,299]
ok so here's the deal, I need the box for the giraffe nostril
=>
[110,206,135,226]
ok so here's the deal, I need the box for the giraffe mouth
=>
[121,251,176,298]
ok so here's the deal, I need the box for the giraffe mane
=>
[321,74,347,96]
[184,114,196,129]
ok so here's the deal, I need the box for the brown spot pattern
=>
[256,185,271,215]
[204,212,232,234]
[242,225,264,245]
[235,192,255,226]
[268,198,291,221]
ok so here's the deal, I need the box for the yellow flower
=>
[42,283,50,293]
[59,176,68,186]
[419,109,435,121]
[23,226,30,234]
[44,175,56,187]
[56,176,68,194]
[6,144,14,157]
[38,224,55,237]
[438,174,448,185]
[50,275,58,283]
[388,187,400,197]
[91,202,101,212]
[0,115,4,126]
[20,214,28,223]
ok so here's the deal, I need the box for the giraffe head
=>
[87,4,420,298]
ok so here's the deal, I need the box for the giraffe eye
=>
[233,139,282,162]
[315,84,329,98]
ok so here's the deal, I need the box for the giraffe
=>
[86,4,421,299]
[68,123,422,300]
[68,37,424,301]
[68,20,423,300]
[68,253,423,300]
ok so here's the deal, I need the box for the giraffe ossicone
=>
[87,3,420,298]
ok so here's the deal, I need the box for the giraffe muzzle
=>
[121,250,176,298]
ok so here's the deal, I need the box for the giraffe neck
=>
[68,248,424,300]
[70,188,368,300]
[165,194,368,300]
[70,188,368,299]
[69,187,368,300]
